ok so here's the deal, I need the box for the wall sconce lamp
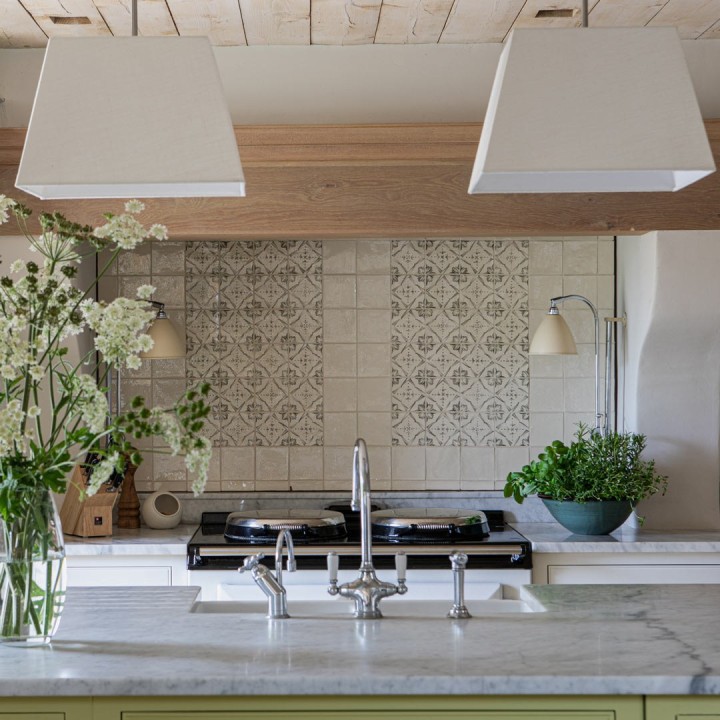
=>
[140,301,185,360]
[530,294,625,436]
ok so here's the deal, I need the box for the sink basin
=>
[190,597,541,618]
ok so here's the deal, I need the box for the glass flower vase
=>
[0,489,67,646]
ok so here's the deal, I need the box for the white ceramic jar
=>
[141,491,182,530]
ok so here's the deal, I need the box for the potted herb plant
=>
[504,425,668,535]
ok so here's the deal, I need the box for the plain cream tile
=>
[220,447,255,481]
[357,309,391,343]
[357,378,392,412]
[391,479,427,491]
[598,275,615,309]
[357,413,392,446]
[564,377,597,413]
[325,412,358,446]
[529,378,564,413]
[151,358,186,379]
[357,275,391,309]
[205,451,221,485]
[324,378,357,412]
[151,241,185,275]
[357,344,391,377]
[563,239,597,275]
[427,478,461,491]
[357,239,391,274]
[119,275,151,300]
[118,244,151,275]
[563,343,596,378]
[460,447,494,482]
[289,479,324,491]
[494,447,530,484]
[153,454,187,487]
[598,238,615,275]
[323,309,357,343]
[562,275,597,304]
[529,275,562,310]
[98,276,118,303]
[221,480,255,492]
[323,275,356,308]
[153,276,185,309]
[560,309,596,344]
[425,447,460,482]
[133,456,153,492]
[367,445,391,484]
[152,378,187,408]
[255,447,289,481]
[323,240,356,274]
[529,240,563,275]
[529,354,563,379]
[529,412,565,448]
[391,446,425,481]
[254,480,291,492]
[289,447,324,481]
[324,447,354,481]
[324,344,357,377]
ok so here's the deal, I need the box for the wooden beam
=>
[2,123,720,239]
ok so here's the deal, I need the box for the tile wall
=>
[105,236,614,494]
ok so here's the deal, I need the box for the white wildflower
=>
[93,213,147,251]
[72,373,109,433]
[83,297,154,370]
[26,406,41,419]
[29,365,44,382]
[87,452,120,495]
[9,259,24,274]
[136,284,156,301]
[124,200,145,214]
[186,437,212,496]
[0,195,16,224]
[0,399,25,458]
[149,224,168,241]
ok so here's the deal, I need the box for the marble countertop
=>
[3,584,720,697]
[63,526,194,555]
[513,523,720,553]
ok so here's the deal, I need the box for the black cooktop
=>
[187,510,532,571]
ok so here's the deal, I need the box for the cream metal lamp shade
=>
[469,27,715,194]
[530,312,577,356]
[141,308,185,360]
[16,37,245,199]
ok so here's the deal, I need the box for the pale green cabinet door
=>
[646,696,720,720]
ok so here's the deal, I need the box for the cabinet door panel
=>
[646,695,720,719]
[67,565,172,587]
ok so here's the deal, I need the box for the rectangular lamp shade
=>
[16,37,245,199]
[469,27,715,194]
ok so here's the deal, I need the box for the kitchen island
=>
[1,584,720,718]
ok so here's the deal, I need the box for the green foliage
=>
[504,424,668,505]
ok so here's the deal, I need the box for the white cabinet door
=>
[67,565,173,587]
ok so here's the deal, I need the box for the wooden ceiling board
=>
[589,0,669,28]
[21,0,111,37]
[648,0,720,38]
[439,0,525,43]
[700,16,720,36]
[93,0,177,37]
[311,0,382,45]
[240,0,310,45]
[166,0,247,45]
[374,0,454,44]
[513,0,602,29]
[0,2,47,47]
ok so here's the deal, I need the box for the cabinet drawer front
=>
[67,566,172,587]
[122,714,618,720]
[548,564,720,585]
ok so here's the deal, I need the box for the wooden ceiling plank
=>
[21,0,111,37]
[93,0,177,37]
[374,0,454,44]
[240,0,310,45]
[648,0,720,38]
[439,0,526,43]
[166,0,247,46]
[0,1,47,47]
[589,0,669,28]
[699,16,720,36]
[311,0,382,45]
[512,0,604,30]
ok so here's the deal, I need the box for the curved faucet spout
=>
[353,439,373,569]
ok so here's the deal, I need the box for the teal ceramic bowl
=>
[540,497,633,535]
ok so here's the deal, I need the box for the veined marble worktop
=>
[2,584,720,697]
[512,523,720,553]
[63,525,194,555]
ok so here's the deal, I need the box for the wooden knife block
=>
[60,464,119,538]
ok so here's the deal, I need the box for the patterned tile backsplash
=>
[109,236,614,494]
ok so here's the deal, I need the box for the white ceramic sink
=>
[190,597,541,618]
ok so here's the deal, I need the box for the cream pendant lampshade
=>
[141,306,185,360]
[469,27,715,194]
[16,37,245,199]
[530,312,577,356]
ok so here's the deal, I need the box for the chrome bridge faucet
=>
[239,528,296,619]
[327,438,407,618]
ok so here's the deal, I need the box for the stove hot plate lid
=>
[224,509,347,543]
[371,508,490,541]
